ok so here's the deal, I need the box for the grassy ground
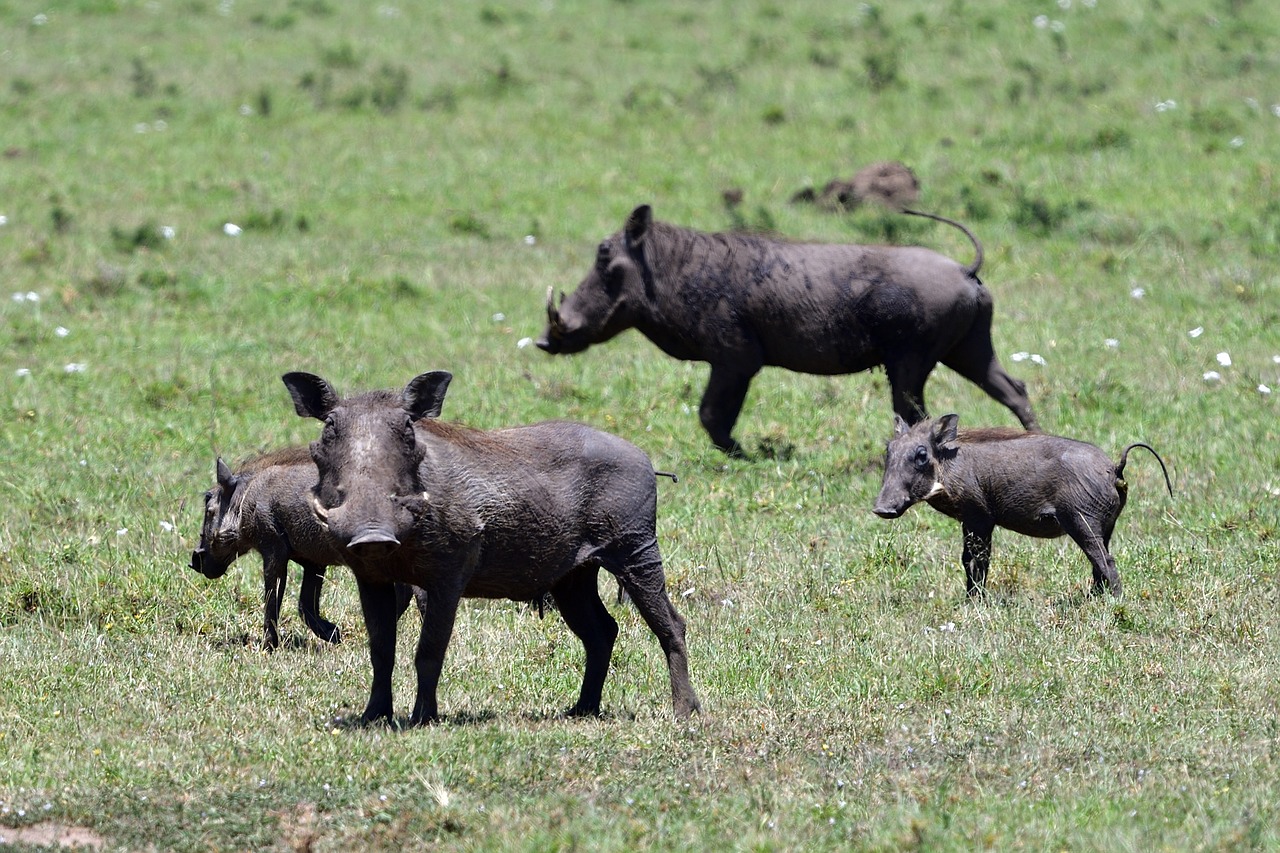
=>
[1,0,1278,849]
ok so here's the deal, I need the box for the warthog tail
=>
[902,208,984,278]
[1116,443,1174,497]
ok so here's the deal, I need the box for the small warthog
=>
[190,449,347,650]
[873,414,1173,597]
[537,204,1038,456]
[281,369,700,725]
[191,451,424,650]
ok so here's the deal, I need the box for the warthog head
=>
[281,371,452,561]
[872,414,957,520]
[190,458,244,578]
[536,204,653,355]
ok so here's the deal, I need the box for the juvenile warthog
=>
[281,369,700,725]
[537,204,1038,456]
[191,451,424,650]
[873,414,1173,597]
[190,449,346,650]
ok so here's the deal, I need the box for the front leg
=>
[699,363,758,458]
[409,578,465,726]
[261,549,288,651]
[960,516,995,597]
[354,577,399,724]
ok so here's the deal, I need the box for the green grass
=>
[2,0,1278,849]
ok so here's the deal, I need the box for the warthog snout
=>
[347,528,401,558]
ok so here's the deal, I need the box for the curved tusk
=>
[544,285,563,329]
[308,491,330,526]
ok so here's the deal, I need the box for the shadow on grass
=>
[322,705,630,732]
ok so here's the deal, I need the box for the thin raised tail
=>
[1117,443,1174,496]
[902,208,984,278]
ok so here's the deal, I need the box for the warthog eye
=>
[913,445,929,469]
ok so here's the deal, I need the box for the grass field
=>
[2,0,1278,849]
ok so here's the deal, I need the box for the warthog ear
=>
[624,204,652,251]
[282,372,340,420]
[892,414,911,438]
[932,414,961,452]
[215,457,234,490]
[403,371,453,420]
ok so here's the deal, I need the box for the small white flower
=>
[64,362,86,373]
[1259,384,1272,395]
[1105,338,1119,348]
[491,312,506,323]
[1130,287,1145,299]
[939,622,956,633]
[238,104,254,116]
[1204,371,1221,382]
[223,223,242,236]
[26,291,39,303]
[0,215,7,226]
[1034,15,1049,28]
[516,337,534,349]
[1050,19,1066,33]
[1011,351,1029,362]
[159,521,175,533]
[1057,0,1071,9]
[1230,137,1245,149]
[1272,355,1279,365]
[1189,326,1204,338]
[153,120,167,132]
[681,587,696,598]
[1155,99,1177,113]
[524,235,536,246]
[116,528,128,537]
[55,326,69,337]
[32,13,48,25]
[161,226,175,239]
[1030,353,1047,366]
[15,368,31,378]
[1216,352,1232,367]
[134,123,150,134]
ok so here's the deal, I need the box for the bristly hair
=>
[957,426,1033,444]
[238,445,312,472]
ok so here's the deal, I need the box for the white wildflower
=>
[32,13,48,25]
[516,337,534,349]
[116,528,128,537]
[1034,15,1049,28]
[1011,351,1030,362]
[1030,353,1047,366]
[64,363,86,373]
[161,226,175,240]
[134,123,150,134]
[1259,384,1272,395]
[1189,327,1204,338]
[1203,371,1221,382]
[239,104,254,116]
[223,223,242,236]
[1230,137,1245,148]
[15,368,31,378]
[159,521,175,533]
[524,235,537,246]
[1155,100,1177,113]
[1105,338,1119,348]
[55,326,69,337]
[0,215,7,226]
[1130,286,1145,299]
[1216,352,1231,367]
[491,312,506,323]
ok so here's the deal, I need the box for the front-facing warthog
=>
[190,449,346,650]
[537,204,1038,456]
[281,369,700,725]
[873,414,1173,597]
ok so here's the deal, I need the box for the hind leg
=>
[297,561,342,644]
[551,566,619,717]
[1059,512,1122,597]
[610,542,700,718]
[941,305,1039,430]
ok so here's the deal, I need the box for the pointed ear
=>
[215,457,234,489]
[932,414,960,451]
[282,372,339,420]
[403,370,452,420]
[892,414,911,438]
[624,204,652,251]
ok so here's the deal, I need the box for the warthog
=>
[873,414,1173,597]
[537,204,1038,456]
[281,369,700,725]
[191,450,426,650]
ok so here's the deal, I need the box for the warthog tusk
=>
[308,492,329,526]
[544,285,563,329]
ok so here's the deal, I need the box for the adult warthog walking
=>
[537,204,1038,456]
[281,370,700,725]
